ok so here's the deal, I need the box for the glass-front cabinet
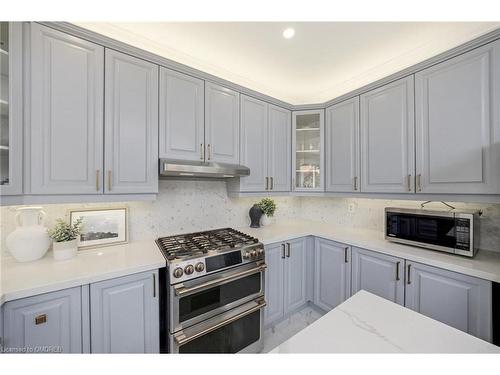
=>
[292,110,324,191]
[0,22,22,195]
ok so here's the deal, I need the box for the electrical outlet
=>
[348,202,357,214]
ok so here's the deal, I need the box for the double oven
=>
[159,253,267,353]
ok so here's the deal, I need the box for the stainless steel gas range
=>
[156,228,266,353]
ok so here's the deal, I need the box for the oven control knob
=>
[257,248,264,256]
[173,267,184,278]
[243,251,250,259]
[195,262,205,272]
[250,250,257,258]
[184,265,194,275]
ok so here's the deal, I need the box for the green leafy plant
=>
[257,198,276,217]
[47,218,83,243]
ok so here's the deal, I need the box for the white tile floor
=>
[261,305,324,353]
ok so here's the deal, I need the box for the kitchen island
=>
[270,290,500,353]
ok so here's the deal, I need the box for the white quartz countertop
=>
[237,220,500,283]
[0,240,166,305]
[270,290,500,353]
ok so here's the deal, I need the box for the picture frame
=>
[69,207,128,249]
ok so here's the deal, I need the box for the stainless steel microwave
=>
[385,207,480,257]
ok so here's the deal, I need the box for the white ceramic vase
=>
[261,215,272,226]
[6,206,51,262]
[52,239,78,261]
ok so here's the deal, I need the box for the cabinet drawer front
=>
[3,287,82,353]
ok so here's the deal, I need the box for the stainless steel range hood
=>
[159,159,250,179]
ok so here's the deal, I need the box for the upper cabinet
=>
[104,49,158,194]
[239,95,291,192]
[326,97,360,192]
[26,23,104,195]
[360,76,415,193]
[205,82,240,164]
[415,40,500,194]
[292,110,325,191]
[159,68,204,161]
[0,22,23,195]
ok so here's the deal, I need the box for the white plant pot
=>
[261,215,272,226]
[52,239,78,261]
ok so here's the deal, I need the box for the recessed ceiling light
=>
[282,28,295,39]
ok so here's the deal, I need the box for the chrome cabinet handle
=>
[281,243,286,259]
[200,144,204,160]
[174,263,267,296]
[407,264,412,284]
[286,243,291,258]
[406,174,411,191]
[416,174,422,192]
[396,261,400,281]
[353,176,358,191]
[344,247,349,263]
[35,314,47,325]
[108,170,112,191]
[270,177,274,190]
[96,170,100,191]
[265,177,269,190]
[207,144,212,160]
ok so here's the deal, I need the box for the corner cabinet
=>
[26,23,104,195]
[90,270,159,353]
[325,97,360,192]
[205,82,240,164]
[104,49,159,194]
[415,39,500,194]
[238,95,291,192]
[313,238,351,311]
[360,76,415,193]
[292,110,325,191]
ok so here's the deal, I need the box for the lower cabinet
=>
[2,286,84,353]
[313,238,351,311]
[90,270,159,353]
[264,237,308,327]
[351,247,404,305]
[405,260,492,342]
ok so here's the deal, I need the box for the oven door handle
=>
[174,263,267,297]
[174,298,266,346]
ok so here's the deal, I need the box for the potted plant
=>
[47,218,83,261]
[257,198,276,226]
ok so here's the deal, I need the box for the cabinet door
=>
[159,68,204,161]
[90,270,159,353]
[415,40,500,194]
[205,82,240,164]
[313,238,351,312]
[27,23,104,194]
[283,238,308,313]
[3,287,82,353]
[360,76,415,193]
[326,97,360,192]
[268,104,291,192]
[239,95,268,191]
[351,247,404,305]
[104,49,158,194]
[405,261,492,342]
[264,242,285,327]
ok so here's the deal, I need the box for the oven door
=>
[169,261,266,333]
[170,297,266,353]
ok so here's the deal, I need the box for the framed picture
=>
[69,207,128,249]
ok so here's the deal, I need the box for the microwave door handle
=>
[174,298,266,346]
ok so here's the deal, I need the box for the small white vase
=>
[261,215,272,226]
[6,207,51,262]
[52,239,78,261]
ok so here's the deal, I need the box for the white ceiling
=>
[75,22,500,105]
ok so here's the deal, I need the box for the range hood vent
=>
[159,159,250,179]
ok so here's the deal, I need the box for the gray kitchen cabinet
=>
[405,260,492,342]
[264,237,308,327]
[326,97,360,192]
[90,270,159,353]
[239,95,291,192]
[351,247,404,305]
[104,49,159,194]
[159,67,204,161]
[0,22,23,195]
[2,287,83,353]
[205,81,240,164]
[360,76,415,193]
[264,242,286,326]
[313,238,351,312]
[26,23,104,195]
[415,39,500,194]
